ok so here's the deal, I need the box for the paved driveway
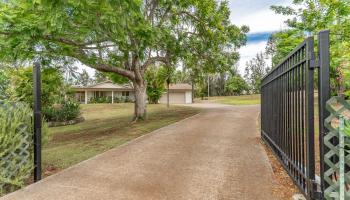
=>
[1,104,277,200]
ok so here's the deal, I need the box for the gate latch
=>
[310,58,320,69]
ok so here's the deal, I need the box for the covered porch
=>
[72,81,135,104]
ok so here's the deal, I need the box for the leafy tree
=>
[75,69,92,86]
[145,66,165,104]
[0,0,247,120]
[6,67,64,107]
[93,70,108,83]
[265,29,304,67]
[106,73,130,84]
[271,0,350,98]
[59,64,79,84]
[244,52,270,94]
[225,75,249,96]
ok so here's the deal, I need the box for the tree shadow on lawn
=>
[42,104,200,173]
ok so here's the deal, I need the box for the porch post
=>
[112,91,114,104]
[85,90,88,104]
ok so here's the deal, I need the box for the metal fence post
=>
[33,62,42,182]
[306,36,316,199]
[317,30,330,199]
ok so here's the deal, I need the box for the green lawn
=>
[42,103,200,174]
[198,94,261,105]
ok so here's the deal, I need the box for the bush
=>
[6,67,64,107]
[0,100,50,195]
[89,96,112,104]
[42,100,80,122]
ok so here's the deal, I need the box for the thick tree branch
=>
[72,48,135,80]
[142,56,168,69]
[42,35,108,47]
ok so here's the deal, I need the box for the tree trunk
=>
[133,81,147,121]
[167,81,170,108]
[191,81,194,103]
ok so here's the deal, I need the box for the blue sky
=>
[229,0,292,74]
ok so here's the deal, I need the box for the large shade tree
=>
[0,0,247,120]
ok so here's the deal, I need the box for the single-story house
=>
[72,81,193,104]
[72,81,135,104]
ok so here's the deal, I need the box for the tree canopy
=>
[0,0,248,119]
[270,0,350,97]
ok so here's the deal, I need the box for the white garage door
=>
[159,92,185,104]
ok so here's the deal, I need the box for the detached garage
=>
[159,83,193,104]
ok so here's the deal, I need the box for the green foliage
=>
[5,66,82,122]
[225,75,249,96]
[106,73,129,84]
[0,69,8,99]
[6,67,64,107]
[0,0,248,118]
[345,119,350,137]
[145,66,166,104]
[42,100,80,122]
[75,69,92,86]
[93,71,108,83]
[0,100,50,195]
[244,52,270,94]
[89,96,112,104]
[270,0,350,97]
[265,29,304,67]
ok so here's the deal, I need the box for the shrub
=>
[6,67,64,107]
[0,100,50,195]
[42,100,80,122]
[89,96,112,104]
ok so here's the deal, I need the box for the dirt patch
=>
[262,141,299,200]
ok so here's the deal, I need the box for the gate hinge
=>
[310,59,320,69]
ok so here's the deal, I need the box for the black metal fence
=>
[261,31,330,200]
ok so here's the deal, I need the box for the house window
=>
[122,91,129,97]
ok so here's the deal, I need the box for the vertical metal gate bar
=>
[317,30,330,198]
[301,61,305,189]
[260,32,328,198]
[306,37,316,199]
[297,53,301,184]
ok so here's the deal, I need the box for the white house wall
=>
[83,91,135,103]
[185,91,192,104]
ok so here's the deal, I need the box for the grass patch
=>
[43,103,200,171]
[198,94,261,105]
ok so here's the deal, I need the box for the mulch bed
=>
[261,140,300,200]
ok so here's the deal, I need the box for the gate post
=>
[306,36,317,199]
[33,62,42,182]
[317,30,330,199]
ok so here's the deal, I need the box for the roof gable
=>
[91,82,125,89]
[169,83,192,90]
[72,81,132,89]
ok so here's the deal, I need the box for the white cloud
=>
[237,41,271,74]
[229,0,293,75]
[231,8,290,33]
[229,0,292,33]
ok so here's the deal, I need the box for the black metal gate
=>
[261,30,330,200]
